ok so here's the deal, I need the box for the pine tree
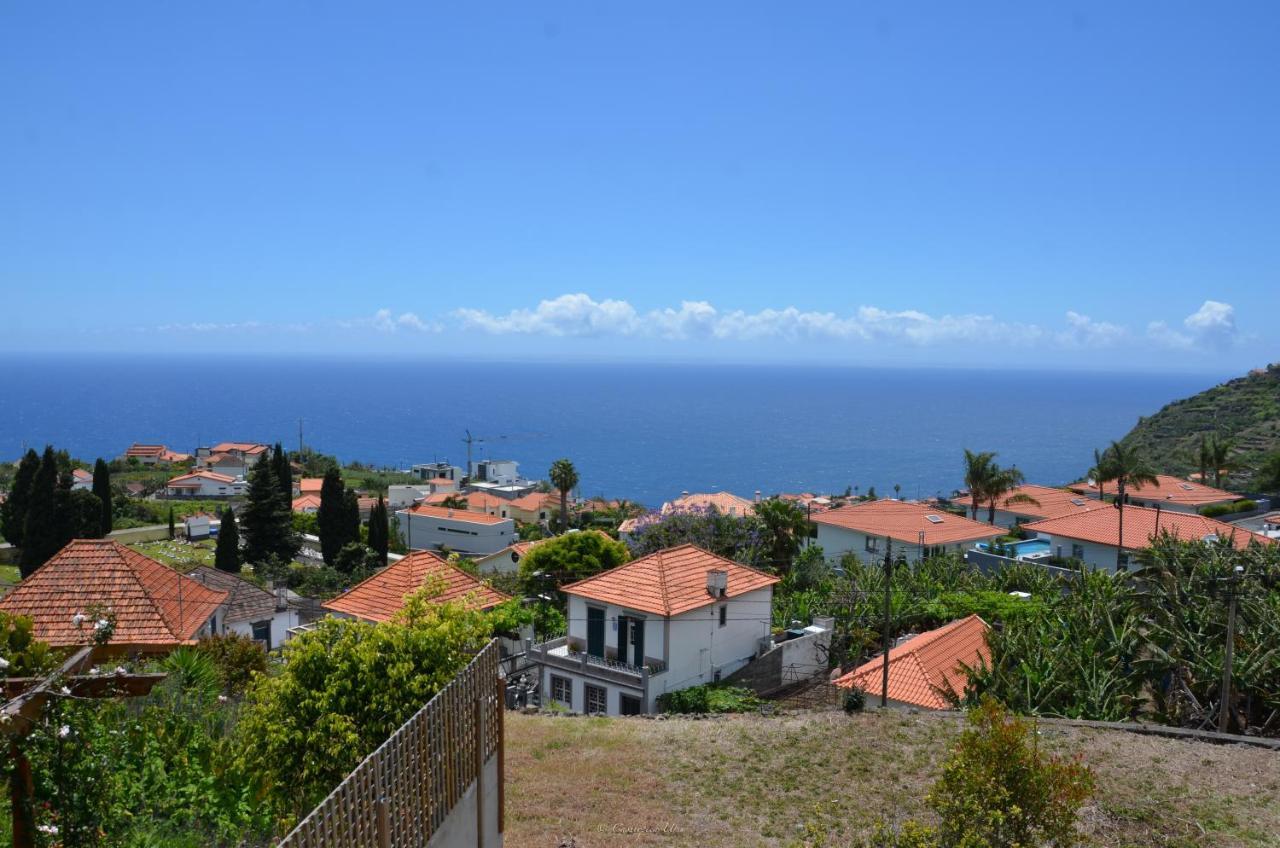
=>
[272,442,293,504]
[168,506,176,540]
[0,448,39,547]
[316,467,347,565]
[92,457,113,536]
[19,447,62,577]
[368,495,389,566]
[215,507,242,573]
[240,450,300,565]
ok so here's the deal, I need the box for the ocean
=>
[0,356,1218,507]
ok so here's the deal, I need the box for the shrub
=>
[1200,499,1256,518]
[196,632,269,694]
[657,684,760,714]
[843,687,866,714]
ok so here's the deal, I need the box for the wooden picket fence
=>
[278,639,504,848]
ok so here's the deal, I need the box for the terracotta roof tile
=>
[1068,474,1237,507]
[812,500,1002,546]
[298,478,324,494]
[663,492,756,517]
[836,615,990,709]
[291,494,322,511]
[402,504,511,525]
[0,540,227,648]
[322,551,510,622]
[167,471,236,486]
[959,485,1106,521]
[1024,505,1273,551]
[562,544,779,617]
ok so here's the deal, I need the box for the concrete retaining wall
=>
[426,753,503,848]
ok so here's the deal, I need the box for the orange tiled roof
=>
[959,485,1106,521]
[292,494,322,511]
[1023,505,1273,551]
[167,471,237,486]
[836,615,990,709]
[322,550,510,622]
[509,491,556,512]
[562,544,779,617]
[125,443,167,457]
[210,442,269,455]
[455,491,509,512]
[1069,474,1237,507]
[71,468,92,482]
[662,492,756,517]
[298,478,324,494]
[0,540,227,648]
[812,500,1002,546]
[404,503,511,525]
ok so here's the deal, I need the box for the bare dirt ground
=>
[504,709,1280,848]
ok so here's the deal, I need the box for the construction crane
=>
[461,430,547,475]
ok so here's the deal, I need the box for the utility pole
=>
[1218,565,1245,733]
[880,539,893,709]
[298,418,304,456]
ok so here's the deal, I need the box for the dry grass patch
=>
[504,710,1280,848]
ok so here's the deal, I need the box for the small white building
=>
[1023,504,1275,572]
[412,462,464,483]
[387,484,431,511]
[397,504,517,556]
[528,544,780,715]
[165,471,246,498]
[471,540,540,575]
[188,566,305,650]
[184,513,218,540]
[810,500,1001,564]
[70,468,94,492]
[469,459,521,486]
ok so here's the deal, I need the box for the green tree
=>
[754,497,811,574]
[334,541,379,575]
[518,530,630,597]
[0,447,40,547]
[215,507,241,573]
[91,457,113,536]
[1256,449,1280,495]
[168,505,175,539]
[1095,440,1159,570]
[316,467,348,565]
[272,442,293,504]
[983,464,1038,525]
[962,449,996,521]
[19,446,62,577]
[548,458,579,532]
[240,449,299,566]
[367,495,389,566]
[1208,435,1235,488]
[57,487,104,544]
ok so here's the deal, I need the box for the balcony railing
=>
[530,637,667,679]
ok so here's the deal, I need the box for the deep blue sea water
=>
[0,357,1219,507]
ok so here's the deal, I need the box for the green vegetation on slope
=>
[1120,363,1280,490]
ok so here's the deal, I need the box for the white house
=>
[472,540,540,575]
[70,468,93,491]
[196,442,269,469]
[810,500,1002,564]
[1023,504,1275,572]
[165,471,246,498]
[188,566,305,650]
[1067,474,1241,515]
[397,503,517,556]
[469,459,521,486]
[412,462,464,483]
[184,513,218,540]
[527,544,780,715]
[387,484,431,511]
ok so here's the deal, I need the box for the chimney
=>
[681,490,689,497]
[755,490,762,503]
[706,569,728,598]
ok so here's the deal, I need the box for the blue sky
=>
[2,2,1276,371]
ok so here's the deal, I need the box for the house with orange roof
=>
[528,544,781,715]
[70,468,93,492]
[1023,503,1274,572]
[297,477,324,495]
[322,550,511,623]
[164,471,246,498]
[0,540,228,653]
[291,494,322,513]
[121,443,191,465]
[810,500,1002,564]
[1067,474,1241,515]
[194,442,269,476]
[836,615,989,710]
[958,484,1104,529]
[507,490,558,524]
[662,490,758,518]
[397,503,517,556]
[471,539,541,575]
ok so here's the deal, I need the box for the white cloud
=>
[367,308,439,334]
[1147,300,1239,350]
[454,294,1043,346]
[1058,311,1128,347]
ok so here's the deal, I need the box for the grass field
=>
[0,564,19,586]
[505,710,1280,848]
[127,539,217,571]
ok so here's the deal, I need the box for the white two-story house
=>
[528,544,780,716]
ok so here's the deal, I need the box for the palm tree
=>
[1095,441,1158,571]
[754,497,811,574]
[1087,447,1110,502]
[549,458,579,532]
[962,450,997,521]
[984,466,1039,525]
[440,494,469,510]
[1209,436,1234,489]
[1197,435,1211,484]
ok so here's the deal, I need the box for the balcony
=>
[528,636,667,687]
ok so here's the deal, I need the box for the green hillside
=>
[1120,363,1280,489]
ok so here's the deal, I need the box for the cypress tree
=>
[342,489,361,549]
[0,448,39,547]
[19,447,62,577]
[272,442,293,504]
[168,506,176,540]
[215,507,242,573]
[92,457,113,536]
[56,489,103,544]
[368,495,389,566]
[316,467,347,565]
[240,452,299,565]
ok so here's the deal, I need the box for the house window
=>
[620,694,642,716]
[251,620,272,649]
[550,675,573,708]
[1071,544,1084,560]
[865,536,879,553]
[718,605,727,628]
[585,684,608,715]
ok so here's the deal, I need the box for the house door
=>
[619,616,645,668]
[620,694,643,716]
[586,607,605,658]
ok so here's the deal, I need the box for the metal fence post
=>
[474,693,486,847]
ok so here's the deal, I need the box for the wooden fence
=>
[278,639,504,848]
